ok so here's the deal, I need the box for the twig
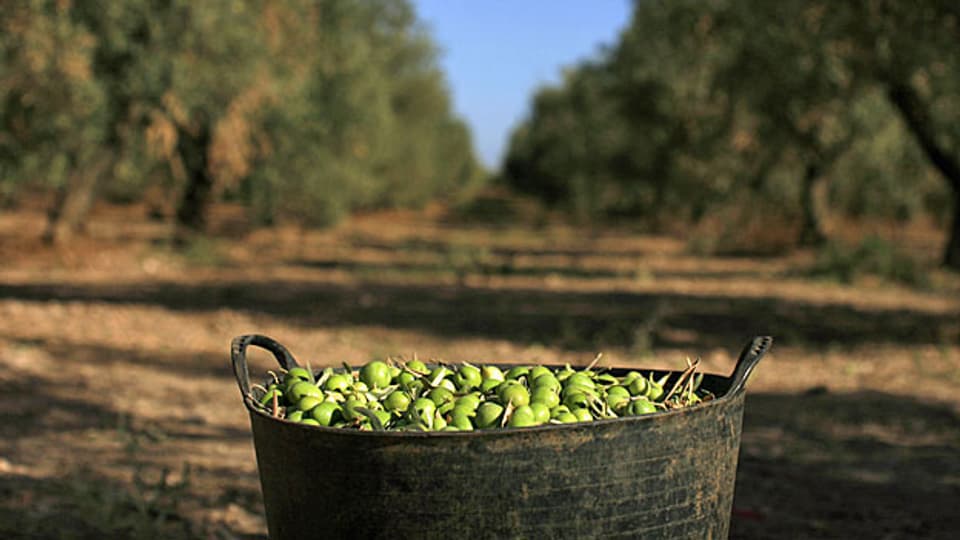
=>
[500,401,515,428]
[400,363,430,377]
[665,357,700,402]
[585,352,603,372]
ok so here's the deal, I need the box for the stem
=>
[501,402,515,428]
[585,352,603,372]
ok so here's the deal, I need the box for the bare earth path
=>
[1,204,959,539]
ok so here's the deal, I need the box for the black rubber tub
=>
[231,334,772,540]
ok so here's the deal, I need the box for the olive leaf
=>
[323,391,346,403]
[315,367,334,389]
[355,407,385,431]
[305,358,315,383]
[371,384,399,400]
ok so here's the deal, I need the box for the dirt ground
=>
[1,203,959,539]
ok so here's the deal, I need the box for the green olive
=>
[475,402,504,428]
[563,391,592,410]
[412,398,437,426]
[429,366,452,384]
[508,405,537,427]
[324,374,352,393]
[530,386,560,409]
[437,378,458,393]
[550,405,571,419]
[605,386,631,411]
[309,401,341,426]
[480,365,505,382]
[453,392,481,412]
[372,409,392,428]
[529,402,551,424]
[506,366,531,380]
[359,360,392,389]
[265,357,704,431]
[341,398,366,421]
[384,390,412,413]
[595,373,619,386]
[532,373,561,392]
[564,372,595,389]
[449,404,476,420]
[529,365,552,381]
[453,364,483,391]
[479,378,502,393]
[288,381,323,403]
[561,384,596,400]
[449,412,474,431]
[283,367,313,386]
[497,382,530,407]
[629,398,657,416]
[259,387,283,407]
[397,371,417,387]
[427,387,456,412]
[556,366,576,382]
[407,360,429,375]
[407,380,425,394]
[572,408,593,422]
[296,395,324,412]
[627,376,648,396]
[645,378,665,401]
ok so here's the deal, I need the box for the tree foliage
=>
[0,0,483,237]
[502,0,960,267]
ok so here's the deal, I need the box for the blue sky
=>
[412,1,633,169]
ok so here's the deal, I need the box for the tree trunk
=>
[43,153,111,245]
[798,162,827,247]
[886,81,960,269]
[174,121,213,243]
[946,189,960,269]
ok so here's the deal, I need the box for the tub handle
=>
[727,336,773,396]
[231,334,300,398]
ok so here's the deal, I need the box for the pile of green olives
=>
[252,357,710,432]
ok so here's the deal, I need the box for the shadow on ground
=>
[4,371,959,539]
[1,279,957,351]
[0,470,266,540]
[731,390,960,539]
[291,255,777,281]
[0,344,266,540]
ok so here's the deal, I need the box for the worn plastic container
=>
[231,334,771,540]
